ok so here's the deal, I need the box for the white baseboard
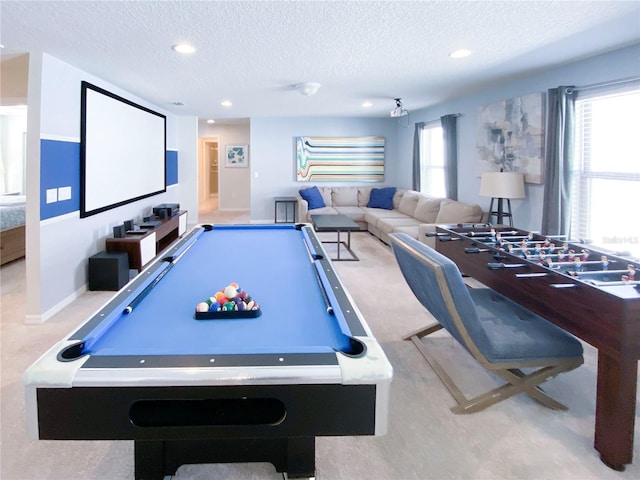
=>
[26,284,88,324]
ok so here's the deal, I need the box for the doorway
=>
[208,142,218,196]
[199,138,219,216]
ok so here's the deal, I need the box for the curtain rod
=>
[423,113,462,125]
[568,76,640,94]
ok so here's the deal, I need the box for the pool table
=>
[24,224,393,480]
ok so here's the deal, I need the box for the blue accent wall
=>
[40,139,179,220]
[40,139,80,220]
[167,149,178,186]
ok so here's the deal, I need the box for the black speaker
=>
[124,219,134,231]
[113,225,126,238]
[158,209,168,219]
[88,251,130,291]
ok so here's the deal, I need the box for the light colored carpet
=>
[1,228,638,480]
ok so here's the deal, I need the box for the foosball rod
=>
[572,269,632,277]
[466,230,519,237]
[552,260,613,266]
[507,244,588,251]
[583,279,640,287]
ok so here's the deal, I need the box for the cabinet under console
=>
[106,210,187,271]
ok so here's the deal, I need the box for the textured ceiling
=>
[1,1,639,123]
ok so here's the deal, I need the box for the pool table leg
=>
[134,441,166,480]
[134,437,316,479]
[285,436,315,478]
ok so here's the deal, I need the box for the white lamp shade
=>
[479,172,525,199]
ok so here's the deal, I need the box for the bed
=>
[0,194,26,265]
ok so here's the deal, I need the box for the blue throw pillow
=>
[299,186,326,210]
[367,187,396,210]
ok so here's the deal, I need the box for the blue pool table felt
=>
[87,225,353,356]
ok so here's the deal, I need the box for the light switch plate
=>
[46,188,58,204]
[58,186,72,201]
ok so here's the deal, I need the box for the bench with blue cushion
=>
[389,232,584,413]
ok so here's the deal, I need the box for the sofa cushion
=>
[319,187,333,206]
[398,191,421,217]
[393,224,420,239]
[332,187,359,206]
[299,186,326,210]
[334,206,367,222]
[377,217,422,240]
[357,186,373,207]
[364,208,408,228]
[414,196,442,223]
[305,206,339,221]
[393,189,406,210]
[378,216,422,229]
[436,199,483,223]
[367,187,396,209]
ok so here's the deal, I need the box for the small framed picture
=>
[225,145,249,168]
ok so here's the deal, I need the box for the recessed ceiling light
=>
[221,100,232,107]
[362,101,373,108]
[172,43,196,54]
[450,49,471,59]
[207,119,215,124]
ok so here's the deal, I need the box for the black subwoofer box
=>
[88,251,129,291]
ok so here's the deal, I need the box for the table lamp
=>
[479,171,525,226]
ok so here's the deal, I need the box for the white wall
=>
[199,122,251,212]
[249,116,399,222]
[176,115,199,225]
[0,110,27,193]
[0,53,29,103]
[395,43,640,233]
[27,53,184,322]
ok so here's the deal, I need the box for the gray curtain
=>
[412,122,425,191]
[440,114,458,200]
[541,87,576,236]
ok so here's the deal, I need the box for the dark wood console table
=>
[106,211,188,271]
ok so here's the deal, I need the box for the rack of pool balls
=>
[194,282,261,320]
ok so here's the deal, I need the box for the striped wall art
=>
[296,136,385,182]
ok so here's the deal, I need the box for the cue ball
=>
[224,285,238,298]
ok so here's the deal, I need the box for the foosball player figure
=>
[581,249,590,261]
[601,255,609,270]
[628,265,636,281]
[573,257,583,272]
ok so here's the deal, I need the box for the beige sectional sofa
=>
[297,185,484,247]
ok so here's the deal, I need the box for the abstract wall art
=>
[296,136,385,182]
[476,92,545,183]
[225,145,248,168]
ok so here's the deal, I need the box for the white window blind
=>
[419,122,445,197]
[571,86,640,256]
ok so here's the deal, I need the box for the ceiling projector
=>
[390,98,408,117]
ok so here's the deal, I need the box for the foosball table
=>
[433,224,640,471]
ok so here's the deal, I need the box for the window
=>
[419,122,445,197]
[571,86,640,257]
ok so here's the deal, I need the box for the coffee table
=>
[310,214,360,261]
